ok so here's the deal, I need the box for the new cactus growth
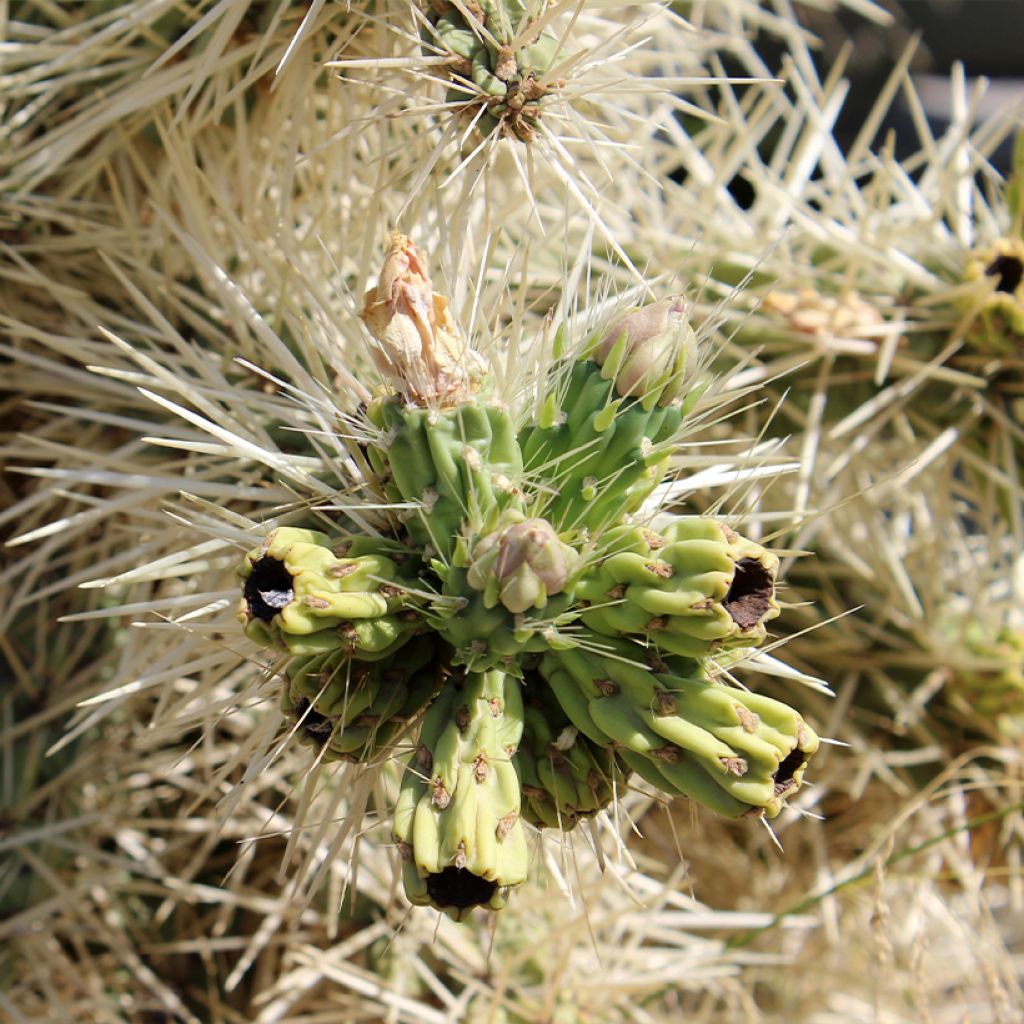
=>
[465,512,577,614]
[236,234,822,916]
[423,0,562,142]
[515,295,706,533]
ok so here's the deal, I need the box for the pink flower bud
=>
[591,296,697,406]
[466,515,577,614]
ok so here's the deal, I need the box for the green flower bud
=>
[466,512,577,614]
[589,296,698,408]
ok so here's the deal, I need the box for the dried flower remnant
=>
[761,289,888,348]
[360,232,485,404]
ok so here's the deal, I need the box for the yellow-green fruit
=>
[960,237,1024,352]
[237,527,421,655]
[541,637,818,818]
[393,670,528,920]
[516,675,628,831]
[576,517,780,658]
[279,635,447,762]
[948,621,1024,737]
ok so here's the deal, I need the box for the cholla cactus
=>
[422,0,563,142]
[943,619,1024,738]
[9,0,1024,1018]
[233,232,821,917]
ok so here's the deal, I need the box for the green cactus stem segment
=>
[516,673,627,830]
[280,635,446,763]
[367,398,523,560]
[237,527,423,656]
[519,358,683,531]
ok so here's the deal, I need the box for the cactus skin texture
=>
[237,527,424,657]
[539,638,818,819]
[575,518,781,658]
[365,397,524,561]
[424,0,562,142]
[519,358,683,533]
[279,635,448,762]
[393,669,529,920]
[516,671,629,830]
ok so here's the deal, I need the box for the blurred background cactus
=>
[3,0,1024,1021]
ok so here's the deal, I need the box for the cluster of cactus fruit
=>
[237,234,820,920]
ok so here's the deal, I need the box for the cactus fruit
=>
[393,669,529,919]
[946,622,1024,738]
[280,635,448,762]
[575,517,780,659]
[422,0,562,142]
[540,640,818,819]
[237,527,423,657]
[236,235,823,915]
[960,238,1024,352]
[516,672,628,830]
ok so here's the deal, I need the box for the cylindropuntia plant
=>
[232,232,823,916]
